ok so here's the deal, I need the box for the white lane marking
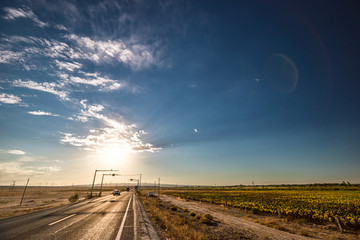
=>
[115,194,133,240]
[133,194,137,240]
[48,214,76,226]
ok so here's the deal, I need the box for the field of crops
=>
[162,186,360,229]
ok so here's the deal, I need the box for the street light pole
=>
[99,173,120,196]
[90,169,118,198]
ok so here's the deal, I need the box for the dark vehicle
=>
[112,189,120,195]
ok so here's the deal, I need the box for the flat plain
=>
[0,186,115,220]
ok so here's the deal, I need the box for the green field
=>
[162,185,360,229]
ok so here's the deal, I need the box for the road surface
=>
[0,192,136,240]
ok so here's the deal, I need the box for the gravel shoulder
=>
[135,194,161,240]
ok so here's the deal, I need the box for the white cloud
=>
[68,75,122,91]
[55,60,82,72]
[8,150,26,155]
[0,161,34,175]
[0,161,61,176]
[66,34,158,70]
[0,150,61,176]
[61,128,158,153]
[18,156,34,162]
[0,50,24,64]
[12,79,68,100]
[76,115,88,122]
[55,24,67,31]
[28,110,59,117]
[62,100,160,152]
[37,166,61,172]
[0,93,22,104]
[3,7,49,28]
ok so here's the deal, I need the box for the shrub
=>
[69,192,79,202]
[203,214,213,220]
[195,215,201,220]
[183,208,189,212]
[200,216,213,225]
[190,211,196,217]
[170,206,177,211]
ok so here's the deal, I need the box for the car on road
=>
[112,189,120,195]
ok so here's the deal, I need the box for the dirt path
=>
[160,195,314,240]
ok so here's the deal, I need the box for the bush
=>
[183,208,189,212]
[203,214,214,220]
[200,216,212,225]
[69,192,79,202]
[170,206,177,211]
[190,211,196,217]
[195,215,201,220]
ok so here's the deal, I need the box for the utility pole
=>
[158,178,160,196]
[139,174,142,191]
[90,169,118,198]
[20,178,30,206]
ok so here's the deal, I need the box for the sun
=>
[99,145,130,166]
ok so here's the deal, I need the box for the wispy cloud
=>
[3,7,49,28]
[12,80,68,100]
[0,150,61,177]
[28,110,59,117]
[0,161,61,176]
[0,93,22,104]
[0,49,24,64]
[66,34,158,70]
[67,75,122,91]
[55,60,82,72]
[55,24,67,31]
[8,150,26,155]
[62,100,160,152]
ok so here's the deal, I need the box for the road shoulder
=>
[135,194,161,240]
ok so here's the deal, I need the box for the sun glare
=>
[100,145,130,166]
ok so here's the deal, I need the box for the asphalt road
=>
[0,191,135,240]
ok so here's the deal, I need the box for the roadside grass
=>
[139,193,250,239]
[139,194,208,239]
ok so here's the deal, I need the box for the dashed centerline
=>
[48,214,76,226]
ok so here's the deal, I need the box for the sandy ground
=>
[160,195,360,240]
[0,186,113,220]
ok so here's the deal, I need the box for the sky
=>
[0,0,359,186]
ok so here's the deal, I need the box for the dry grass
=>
[139,193,253,240]
[245,212,360,239]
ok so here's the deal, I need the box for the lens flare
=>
[265,53,299,93]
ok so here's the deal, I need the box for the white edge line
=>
[115,194,133,240]
[48,214,76,226]
[133,194,137,240]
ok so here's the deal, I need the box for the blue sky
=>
[0,0,359,186]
